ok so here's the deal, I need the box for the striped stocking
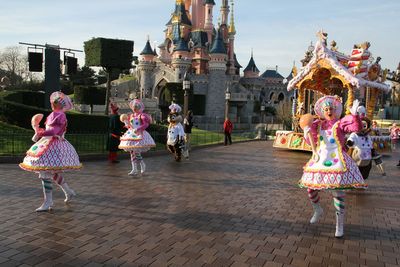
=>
[332,191,345,213]
[52,173,65,185]
[307,189,320,204]
[42,179,52,193]
[130,151,137,162]
[135,153,143,161]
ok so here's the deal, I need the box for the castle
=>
[136,0,292,123]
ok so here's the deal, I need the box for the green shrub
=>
[0,91,169,134]
[0,91,108,132]
[84,38,134,69]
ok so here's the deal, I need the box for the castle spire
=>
[220,0,229,25]
[228,0,236,35]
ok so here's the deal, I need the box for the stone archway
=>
[155,79,171,121]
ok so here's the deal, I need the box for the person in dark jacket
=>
[107,103,124,163]
[184,110,194,151]
[223,118,233,146]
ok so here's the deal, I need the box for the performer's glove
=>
[349,99,360,116]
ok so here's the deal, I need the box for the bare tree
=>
[0,46,27,87]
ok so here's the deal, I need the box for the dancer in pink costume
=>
[299,95,367,238]
[119,99,155,176]
[20,92,81,212]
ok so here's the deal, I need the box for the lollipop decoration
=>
[31,114,44,142]
[299,113,319,162]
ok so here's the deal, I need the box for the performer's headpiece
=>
[169,103,182,113]
[50,91,73,111]
[314,95,342,119]
[129,99,144,113]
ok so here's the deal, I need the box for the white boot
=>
[36,191,53,212]
[128,161,138,176]
[139,161,146,174]
[335,211,345,238]
[310,202,324,224]
[60,183,76,203]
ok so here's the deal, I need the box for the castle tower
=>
[191,0,206,29]
[204,0,216,41]
[227,0,236,75]
[207,27,228,117]
[138,39,156,98]
[220,0,229,26]
[171,37,192,81]
[243,51,260,78]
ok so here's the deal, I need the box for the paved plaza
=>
[0,141,399,267]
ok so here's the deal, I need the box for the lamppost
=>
[225,84,231,119]
[183,73,191,116]
[260,104,265,123]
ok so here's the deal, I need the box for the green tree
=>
[69,66,96,86]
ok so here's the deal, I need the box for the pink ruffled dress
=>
[299,114,367,190]
[118,113,155,153]
[20,111,82,173]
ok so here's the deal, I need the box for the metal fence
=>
[0,129,257,157]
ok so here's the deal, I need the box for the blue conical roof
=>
[140,40,154,55]
[210,28,226,54]
[244,56,259,72]
[204,0,216,5]
[173,38,189,52]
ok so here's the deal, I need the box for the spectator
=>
[184,110,194,151]
[371,120,380,136]
[107,103,124,163]
[223,118,233,146]
[389,123,400,150]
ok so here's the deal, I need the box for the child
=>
[20,92,81,212]
[299,95,367,238]
[119,99,155,176]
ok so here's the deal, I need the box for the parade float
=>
[273,31,392,153]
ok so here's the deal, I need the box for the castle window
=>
[179,74,182,79]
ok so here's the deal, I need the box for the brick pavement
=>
[0,141,399,267]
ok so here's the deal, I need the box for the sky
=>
[1,0,399,77]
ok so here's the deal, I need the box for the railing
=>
[0,129,256,158]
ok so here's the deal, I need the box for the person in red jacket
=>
[223,118,233,146]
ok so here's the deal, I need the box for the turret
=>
[204,0,216,41]
[243,52,260,78]
[207,27,228,119]
[138,39,156,98]
[227,0,236,75]
[139,39,155,62]
[209,27,227,72]
[220,0,229,26]
[172,38,192,81]
[191,0,205,29]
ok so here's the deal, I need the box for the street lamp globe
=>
[225,87,231,100]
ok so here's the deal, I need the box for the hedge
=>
[84,38,134,69]
[0,91,108,133]
[0,91,168,135]
[74,86,106,105]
